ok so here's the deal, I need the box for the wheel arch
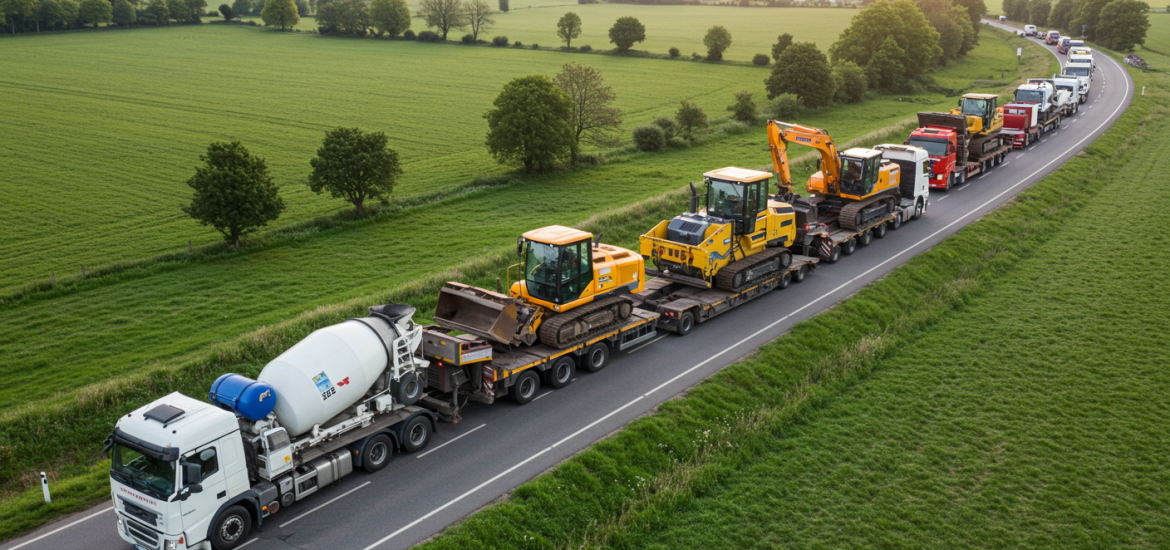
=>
[205,494,263,542]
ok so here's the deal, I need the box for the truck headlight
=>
[165,539,179,550]
[116,518,124,533]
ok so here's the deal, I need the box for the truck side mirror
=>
[182,462,203,486]
[516,237,524,261]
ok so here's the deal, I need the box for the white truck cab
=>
[1069,49,1095,68]
[1024,24,1038,36]
[873,144,931,220]
[1053,75,1086,104]
[1065,60,1094,82]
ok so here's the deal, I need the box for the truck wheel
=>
[913,199,924,220]
[777,272,792,290]
[211,505,252,550]
[945,172,954,190]
[874,223,887,239]
[826,246,841,263]
[361,434,394,473]
[400,415,431,453]
[858,230,872,247]
[842,239,856,256]
[890,213,902,231]
[793,265,808,282]
[676,311,695,336]
[580,342,610,372]
[510,370,540,404]
[545,357,575,389]
[393,372,423,407]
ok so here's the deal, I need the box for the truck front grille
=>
[126,518,160,548]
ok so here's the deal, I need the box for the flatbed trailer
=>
[637,256,819,334]
[794,200,919,264]
[419,309,659,421]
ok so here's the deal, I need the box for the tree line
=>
[0,0,218,31]
[1003,0,1150,50]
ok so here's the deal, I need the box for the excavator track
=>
[713,248,792,292]
[537,295,633,349]
[969,128,1003,158]
[839,194,897,231]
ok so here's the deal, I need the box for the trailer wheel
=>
[874,221,887,239]
[826,246,841,264]
[361,434,394,473]
[510,370,541,404]
[545,357,575,389]
[211,505,252,550]
[890,213,902,231]
[777,272,792,290]
[842,239,856,256]
[793,264,808,282]
[580,342,610,372]
[400,415,431,453]
[858,230,872,247]
[675,311,695,336]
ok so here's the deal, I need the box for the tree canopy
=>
[484,75,575,172]
[1073,0,1110,39]
[369,0,410,37]
[771,32,793,61]
[260,0,298,29]
[829,0,942,91]
[1028,0,1051,25]
[419,0,465,39]
[675,99,708,140]
[317,0,370,35]
[1049,0,1079,31]
[112,0,135,25]
[77,0,110,27]
[608,16,645,53]
[308,127,403,218]
[463,0,493,40]
[703,25,732,61]
[766,41,835,108]
[557,11,581,48]
[182,141,285,248]
[553,63,621,162]
[1097,0,1151,50]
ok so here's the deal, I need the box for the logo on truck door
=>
[313,372,337,400]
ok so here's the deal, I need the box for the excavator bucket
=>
[433,282,519,345]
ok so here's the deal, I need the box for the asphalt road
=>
[2,23,1133,550]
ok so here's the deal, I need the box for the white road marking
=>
[1002,161,1011,166]
[532,391,552,401]
[937,196,949,201]
[279,481,371,528]
[625,334,666,354]
[417,424,487,459]
[361,54,1131,550]
[238,539,259,549]
[6,507,113,550]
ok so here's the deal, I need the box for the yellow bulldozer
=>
[434,225,644,349]
[949,93,1004,137]
[639,167,798,292]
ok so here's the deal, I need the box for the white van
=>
[1024,24,1038,36]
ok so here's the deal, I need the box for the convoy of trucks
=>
[103,27,1096,550]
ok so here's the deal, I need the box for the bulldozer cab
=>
[956,94,998,134]
[838,150,881,197]
[522,236,593,306]
[703,167,769,235]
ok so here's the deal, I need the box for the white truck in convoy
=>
[105,304,436,550]
[1053,74,1087,104]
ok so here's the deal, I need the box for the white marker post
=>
[1017,47,1023,64]
[41,472,51,504]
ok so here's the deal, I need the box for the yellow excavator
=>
[766,120,902,231]
[639,167,798,292]
[434,225,644,348]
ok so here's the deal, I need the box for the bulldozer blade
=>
[434,282,519,345]
[917,111,970,138]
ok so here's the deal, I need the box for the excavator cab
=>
[520,236,593,306]
[704,169,767,235]
[839,151,882,197]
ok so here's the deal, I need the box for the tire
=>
[913,199,924,220]
[777,272,791,290]
[399,415,431,453]
[509,370,540,404]
[544,357,575,389]
[393,372,423,407]
[360,434,394,473]
[842,238,856,256]
[874,222,887,239]
[827,245,841,263]
[580,342,610,372]
[211,505,252,550]
[858,230,872,247]
[792,264,808,282]
[890,213,902,230]
[676,311,695,336]
[946,172,954,190]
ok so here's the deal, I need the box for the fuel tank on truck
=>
[256,308,411,436]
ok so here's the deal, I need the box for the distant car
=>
[1057,37,1071,54]
[999,15,1006,21]
[1046,30,1060,45]
[1024,24,1038,36]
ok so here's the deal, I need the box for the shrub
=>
[669,46,680,58]
[417,30,440,41]
[632,125,666,152]
[531,43,539,49]
[461,33,474,44]
[652,116,677,139]
[580,44,592,52]
[492,35,509,46]
[727,90,757,123]
[769,93,805,119]
[832,61,868,103]
[513,41,523,47]
[676,99,708,140]
[667,136,688,148]
[752,53,770,66]
[403,29,415,39]
[691,52,702,61]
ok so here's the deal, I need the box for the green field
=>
[418,36,1170,550]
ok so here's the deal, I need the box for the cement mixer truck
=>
[105,304,435,550]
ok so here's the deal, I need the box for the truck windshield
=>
[707,180,745,220]
[524,241,561,303]
[110,443,176,499]
[1065,67,1089,76]
[907,138,948,157]
[1015,90,1045,103]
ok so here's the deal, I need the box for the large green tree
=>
[1,0,35,33]
[829,0,941,91]
[77,0,110,27]
[608,16,645,53]
[182,141,285,248]
[57,0,76,26]
[316,0,368,35]
[369,0,409,36]
[556,11,581,48]
[166,0,186,20]
[703,25,732,61]
[553,63,621,163]
[185,0,205,21]
[1028,0,1051,25]
[766,41,835,108]
[1049,0,1080,31]
[484,75,574,172]
[418,0,464,39]
[1097,0,1150,50]
[916,0,966,62]
[260,0,297,29]
[308,128,402,218]
[1072,0,1110,38]
[112,0,134,25]
[952,0,986,36]
[142,0,167,24]
[35,0,65,31]
[771,32,793,61]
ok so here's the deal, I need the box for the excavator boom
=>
[766,120,841,196]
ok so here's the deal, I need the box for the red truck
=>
[1002,81,1067,148]
[906,112,1013,190]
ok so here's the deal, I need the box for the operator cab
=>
[519,226,594,305]
[957,93,999,133]
[838,148,883,197]
[702,167,771,234]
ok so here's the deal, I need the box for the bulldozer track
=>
[537,295,633,349]
[713,248,791,292]
[839,193,897,231]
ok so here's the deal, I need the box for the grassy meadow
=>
[418,38,1170,550]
